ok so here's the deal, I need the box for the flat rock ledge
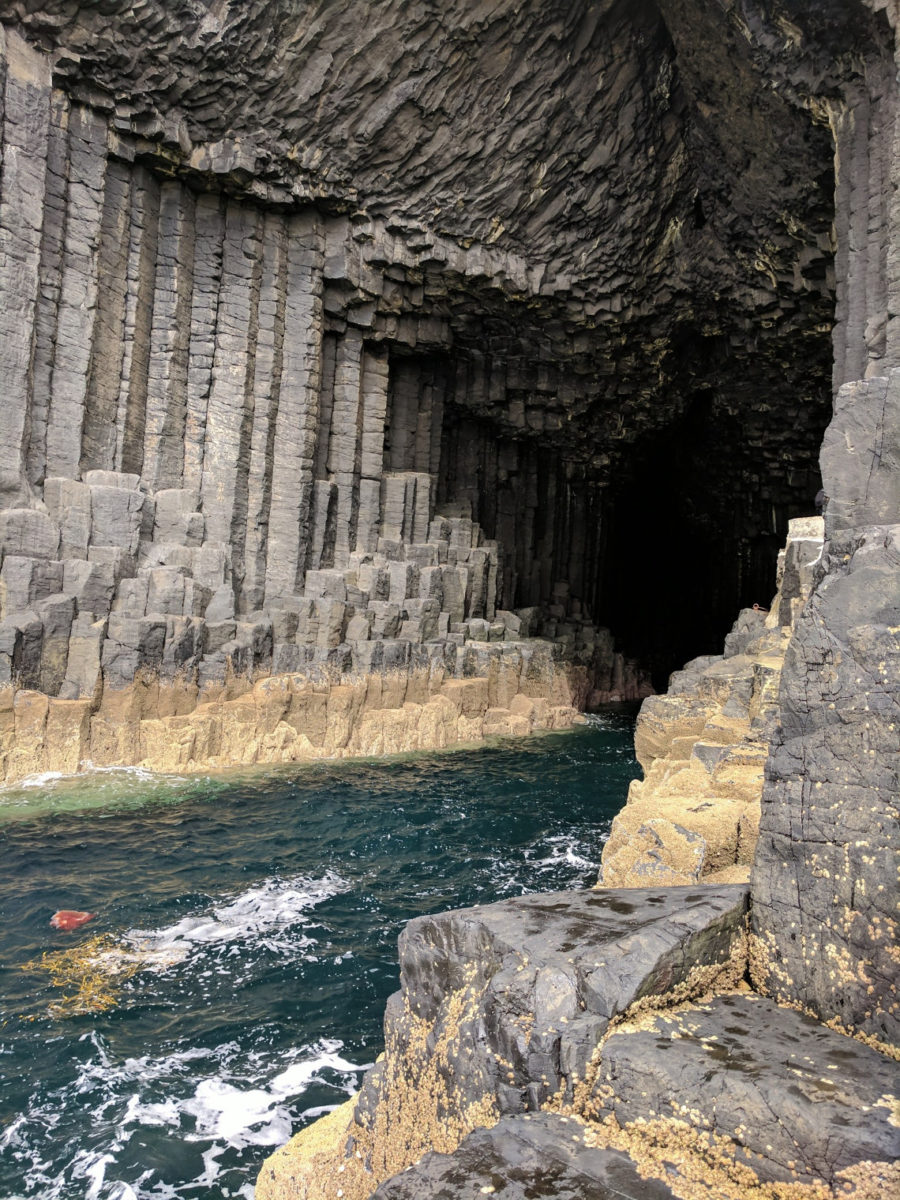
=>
[258,883,900,1200]
[257,884,750,1200]
[595,994,900,1193]
[372,992,900,1200]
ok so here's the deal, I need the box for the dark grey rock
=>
[356,886,747,1133]
[596,993,900,1186]
[88,483,145,554]
[821,372,900,535]
[44,477,92,559]
[0,0,892,719]
[722,608,767,658]
[0,611,43,689]
[752,524,900,1047]
[0,555,64,614]
[372,1114,678,1200]
[35,591,74,694]
[0,510,60,560]
[62,558,116,617]
[204,584,235,623]
[63,614,105,698]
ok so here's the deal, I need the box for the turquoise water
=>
[0,717,638,1199]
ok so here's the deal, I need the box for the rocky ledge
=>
[0,627,635,786]
[257,883,899,1200]
[599,517,824,889]
[257,884,752,1200]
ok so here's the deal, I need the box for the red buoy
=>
[50,910,95,931]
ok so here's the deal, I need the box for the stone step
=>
[372,1113,678,1199]
[595,992,900,1189]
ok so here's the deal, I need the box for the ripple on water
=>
[1,1032,367,1200]
[0,717,638,1199]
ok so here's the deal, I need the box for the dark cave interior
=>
[390,303,832,688]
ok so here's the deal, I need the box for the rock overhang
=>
[6,0,870,352]
[0,0,893,691]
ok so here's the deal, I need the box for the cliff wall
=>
[0,24,665,783]
[248,2,900,1195]
[0,2,897,1190]
[1,0,887,780]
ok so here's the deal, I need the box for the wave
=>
[11,764,177,791]
[528,832,599,872]
[1,1033,367,1200]
[126,872,349,965]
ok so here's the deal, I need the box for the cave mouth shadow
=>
[406,340,828,692]
[596,392,820,691]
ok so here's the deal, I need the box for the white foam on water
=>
[0,762,224,823]
[2,1033,366,1200]
[15,769,69,788]
[3,873,357,1200]
[530,833,597,872]
[269,1048,370,1099]
[125,872,349,965]
[183,1080,294,1147]
[11,764,165,791]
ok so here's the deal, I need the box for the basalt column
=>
[0,0,862,782]
[750,6,900,1051]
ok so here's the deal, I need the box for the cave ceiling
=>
[4,0,890,476]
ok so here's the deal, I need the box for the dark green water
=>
[0,717,638,1199]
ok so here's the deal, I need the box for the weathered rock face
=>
[597,994,900,1189]
[256,885,750,1200]
[751,377,900,1049]
[599,516,824,888]
[0,0,886,769]
[1,0,898,1189]
[373,997,900,1200]
[746,1,899,1050]
[258,878,900,1200]
[371,1113,681,1200]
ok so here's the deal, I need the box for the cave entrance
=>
[596,392,823,690]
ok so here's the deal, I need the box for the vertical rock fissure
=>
[115,164,161,478]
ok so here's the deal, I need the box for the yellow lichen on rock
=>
[257,970,499,1200]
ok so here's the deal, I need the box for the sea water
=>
[0,716,638,1199]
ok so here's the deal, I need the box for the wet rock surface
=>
[596,993,900,1187]
[1,1,899,1197]
[371,1113,678,1200]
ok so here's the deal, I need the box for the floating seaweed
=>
[23,934,183,1018]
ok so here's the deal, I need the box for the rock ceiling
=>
[9,0,888,444]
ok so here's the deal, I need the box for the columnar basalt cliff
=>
[252,0,896,1196]
[1,0,899,1197]
[1,0,878,781]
